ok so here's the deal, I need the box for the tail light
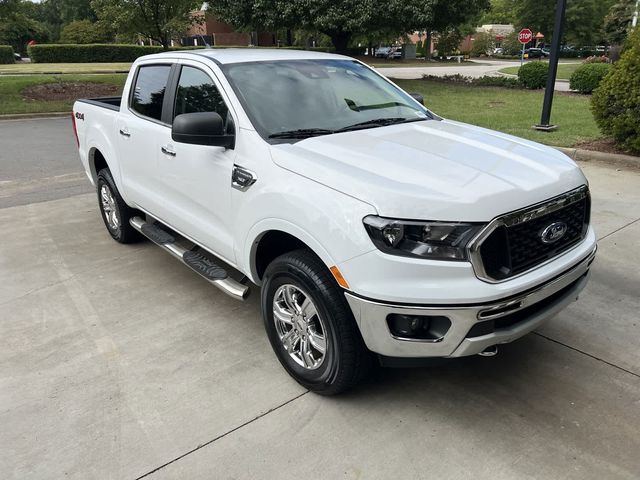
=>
[71,112,79,148]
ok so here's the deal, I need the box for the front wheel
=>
[261,250,372,395]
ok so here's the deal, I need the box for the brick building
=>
[185,9,276,47]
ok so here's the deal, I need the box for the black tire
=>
[261,249,372,395]
[96,168,141,244]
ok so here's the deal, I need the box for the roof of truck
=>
[144,48,349,65]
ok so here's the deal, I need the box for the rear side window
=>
[174,66,229,121]
[130,65,171,121]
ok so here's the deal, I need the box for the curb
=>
[555,146,640,168]
[0,112,70,121]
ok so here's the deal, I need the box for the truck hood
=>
[269,119,587,221]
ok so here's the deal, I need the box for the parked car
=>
[524,48,549,59]
[390,47,402,59]
[493,47,503,55]
[374,47,391,58]
[13,52,21,61]
[72,49,596,394]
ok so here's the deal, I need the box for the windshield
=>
[222,59,432,141]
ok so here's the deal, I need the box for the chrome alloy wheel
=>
[273,284,327,370]
[100,184,119,231]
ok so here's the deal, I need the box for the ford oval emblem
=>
[540,221,567,244]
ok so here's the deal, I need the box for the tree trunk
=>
[330,31,351,54]
[286,29,292,46]
[367,40,373,57]
[425,30,432,60]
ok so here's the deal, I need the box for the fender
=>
[243,218,338,286]
[86,120,126,199]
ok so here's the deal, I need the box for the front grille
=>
[476,188,590,281]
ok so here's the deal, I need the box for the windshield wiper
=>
[268,128,334,139]
[336,117,425,133]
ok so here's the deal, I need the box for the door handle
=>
[119,128,131,137]
[161,145,176,156]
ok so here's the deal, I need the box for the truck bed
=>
[76,96,122,112]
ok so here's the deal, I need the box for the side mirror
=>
[409,93,424,105]
[172,112,234,148]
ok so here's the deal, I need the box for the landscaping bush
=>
[0,45,15,64]
[583,55,609,64]
[592,29,640,154]
[517,61,548,89]
[569,63,611,93]
[421,74,522,89]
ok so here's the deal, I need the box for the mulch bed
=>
[22,82,120,102]
[573,137,631,155]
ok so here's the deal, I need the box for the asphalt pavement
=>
[0,117,92,208]
[1,118,639,479]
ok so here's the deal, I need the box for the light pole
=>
[534,0,567,131]
[633,0,639,29]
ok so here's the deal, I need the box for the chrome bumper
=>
[345,247,596,358]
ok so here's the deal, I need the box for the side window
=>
[130,65,171,121]
[174,66,229,122]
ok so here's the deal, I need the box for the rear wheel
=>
[96,168,141,244]
[261,249,372,395]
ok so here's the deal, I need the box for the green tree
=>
[471,31,494,56]
[92,0,202,50]
[422,0,490,57]
[480,0,515,24]
[208,0,431,54]
[435,30,463,56]
[0,13,49,52]
[59,19,112,43]
[603,0,635,45]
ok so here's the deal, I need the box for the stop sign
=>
[519,29,533,44]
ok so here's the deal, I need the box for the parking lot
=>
[1,117,639,479]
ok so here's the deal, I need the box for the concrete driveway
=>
[1,118,639,479]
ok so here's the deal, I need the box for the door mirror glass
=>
[409,93,424,105]
[172,112,234,148]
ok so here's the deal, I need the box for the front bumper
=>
[345,247,596,358]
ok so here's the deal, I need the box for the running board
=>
[130,216,249,301]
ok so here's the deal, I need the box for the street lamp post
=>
[534,0,567,131]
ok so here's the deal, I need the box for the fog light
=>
[387,314,451,340]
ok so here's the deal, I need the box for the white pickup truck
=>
[73,49,596,394]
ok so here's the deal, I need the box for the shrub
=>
[570,63,611,93]
[517,61,549,89]
[421,74,522,88]
[592,28,640,154]
[582,55,609,64]
[0,45,15,64]
[471,32,494,57]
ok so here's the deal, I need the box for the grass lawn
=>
[498,62,580,80]
[394,79,601,148]
[0,62,132,74]
[0,74,126,114]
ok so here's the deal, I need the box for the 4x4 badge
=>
[540,221,568,244]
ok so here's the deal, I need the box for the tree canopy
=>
[208,0,432,53]
[91,0,202,49]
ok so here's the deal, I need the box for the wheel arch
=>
[246,221,337,286]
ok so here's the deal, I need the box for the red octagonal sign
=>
[519,28,533,44]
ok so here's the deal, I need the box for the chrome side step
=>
[130,216,249,301]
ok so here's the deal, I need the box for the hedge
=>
[27,43,343,63]
[0,45,15,64]
[592,29,640,154]
[569,63,611,94]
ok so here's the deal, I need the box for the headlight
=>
[363,216,484,261]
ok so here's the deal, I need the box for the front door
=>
[155,61,237,264]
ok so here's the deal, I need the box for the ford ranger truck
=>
[72,49,597,395]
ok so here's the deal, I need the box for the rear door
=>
[117,62,175,212]
[153,59,237,264]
